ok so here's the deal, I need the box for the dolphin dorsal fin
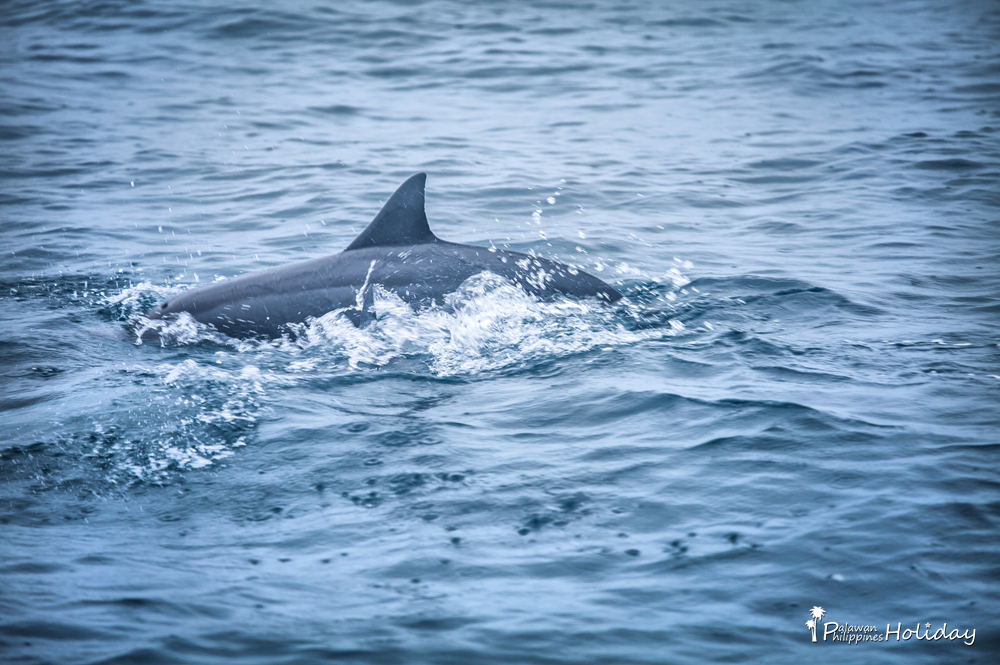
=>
[344,173,438,251]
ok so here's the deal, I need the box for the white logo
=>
[804,606,975,646]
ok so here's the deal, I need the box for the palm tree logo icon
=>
[806,606,826,642]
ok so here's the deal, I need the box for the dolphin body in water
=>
[145,173,621,338]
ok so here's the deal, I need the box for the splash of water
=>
[91,269,693,482]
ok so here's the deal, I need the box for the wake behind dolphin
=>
[145,174,621,338]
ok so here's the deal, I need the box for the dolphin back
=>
[144,174,621,338]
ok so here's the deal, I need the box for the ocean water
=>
[1,1,998,663]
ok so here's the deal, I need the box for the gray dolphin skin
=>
[145,173,622,338]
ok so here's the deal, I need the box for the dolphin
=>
[144,173,621,338]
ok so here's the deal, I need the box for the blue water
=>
[2,1,999,662]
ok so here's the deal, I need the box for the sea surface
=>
[1,1,998,663]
